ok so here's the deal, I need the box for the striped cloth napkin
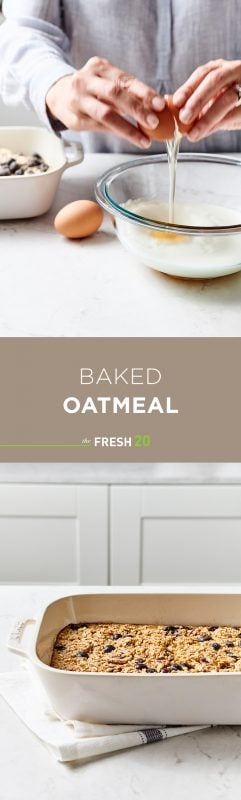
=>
[0,666,210,763]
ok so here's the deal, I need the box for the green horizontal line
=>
[0,444,91,448]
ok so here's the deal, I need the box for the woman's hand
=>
[46,56,165,148]
[173,59,241,141]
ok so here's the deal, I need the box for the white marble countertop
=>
[1,152,241,337]
[0,462,241,483]
[1,584,241,800]
[1,461,241,483]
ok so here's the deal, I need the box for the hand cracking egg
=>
[140,95,193,141]
[140,104,175,141]
[166,95,193,136]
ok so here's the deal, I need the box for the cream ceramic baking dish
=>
[0,126,83,219]
[8,591,241,725]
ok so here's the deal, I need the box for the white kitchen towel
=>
[0,666,211,763]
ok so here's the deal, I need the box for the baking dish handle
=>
[62,139,84,170]
[8,618,36,659]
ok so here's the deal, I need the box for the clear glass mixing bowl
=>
[95,154,241,279]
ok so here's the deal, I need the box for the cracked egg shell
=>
[166,95,193,135]
[140,96,193,141]
[140,105,175,141]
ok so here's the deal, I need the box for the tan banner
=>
[0,337,240,462]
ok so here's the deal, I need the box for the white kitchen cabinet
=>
[110,486,241,585]
[0,485,108,584]
[1,483,241,586]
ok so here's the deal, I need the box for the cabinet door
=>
[110,486,241,585]
[0,485,108,584]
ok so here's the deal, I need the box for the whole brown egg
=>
[54,200,103,239]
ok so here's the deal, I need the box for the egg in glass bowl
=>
[96,154,241,280]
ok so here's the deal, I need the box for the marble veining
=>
[0,461,241,483]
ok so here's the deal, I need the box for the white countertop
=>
[1,585,241,800]
[1,153,241,337]
[0,461,241,483]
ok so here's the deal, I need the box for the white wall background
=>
[0,9,39,127]
[0,98,39,127]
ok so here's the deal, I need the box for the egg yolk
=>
[150,230,186,243]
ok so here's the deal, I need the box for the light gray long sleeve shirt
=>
[1,0,241,153]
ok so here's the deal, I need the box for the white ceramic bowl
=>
[8,590,241,725]
[0,126,84,219]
